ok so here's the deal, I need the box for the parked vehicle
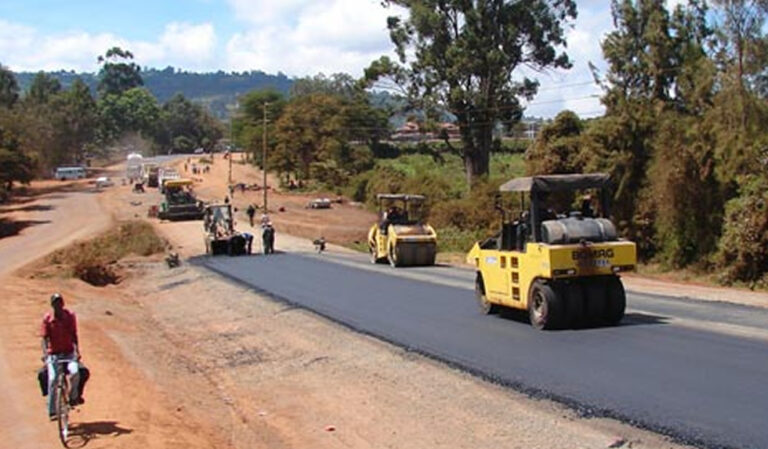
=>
[95,176,114,188]
[126,153,143,180]
[55,166,86,180]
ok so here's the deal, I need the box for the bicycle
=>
[50,357,78,447]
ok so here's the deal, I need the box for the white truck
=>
[126,153,143,181]
[158,168,181,193]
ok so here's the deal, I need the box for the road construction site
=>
[0,155,766,449]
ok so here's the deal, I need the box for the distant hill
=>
[13,67,294,120]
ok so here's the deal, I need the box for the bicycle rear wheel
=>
[56,375,70,447]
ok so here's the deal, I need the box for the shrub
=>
[716,175,768,287]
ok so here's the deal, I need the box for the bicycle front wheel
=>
[56,376,70,447]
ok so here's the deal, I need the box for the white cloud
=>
[0,20,217,72]
[224,0,402,77]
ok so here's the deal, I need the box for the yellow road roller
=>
[368,194,437,267]
[467,173,636,330]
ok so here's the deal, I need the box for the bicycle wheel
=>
[56,374,70,447]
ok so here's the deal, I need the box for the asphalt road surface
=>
[201,251,768,449]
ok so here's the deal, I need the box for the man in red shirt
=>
[41,293,84,419]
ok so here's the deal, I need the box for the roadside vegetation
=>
[47,221,165,286]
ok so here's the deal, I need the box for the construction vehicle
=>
[203,203,247,256]
[466,173,636,330]
[144,164,160,188]
[368,194,437,267]
[126,153,143,180]
[157,179,205,221]
[158,168,180,193]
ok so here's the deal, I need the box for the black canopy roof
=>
[376,194,426,202]
[499,173,611,193]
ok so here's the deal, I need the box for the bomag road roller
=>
[466,173,636,330]
[368,194,437,267]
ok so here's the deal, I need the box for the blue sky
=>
[0,1,685,118]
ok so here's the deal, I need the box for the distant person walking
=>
[246,204,256,227]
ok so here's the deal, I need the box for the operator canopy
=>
[376,193,426,202]
[499,173,611,193]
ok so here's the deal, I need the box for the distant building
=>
[390,121,461,142]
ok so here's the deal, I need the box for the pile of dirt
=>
[45,221,166,286]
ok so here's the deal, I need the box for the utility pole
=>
[262,102,268,213]
[228,105,234,186]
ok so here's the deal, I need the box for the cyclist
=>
[41,293,85,419]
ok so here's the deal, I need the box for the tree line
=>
[0,47,223,198]
[13,67,293,120]
[525,0,768,287]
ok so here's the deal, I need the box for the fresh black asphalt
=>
[202,252,768,449]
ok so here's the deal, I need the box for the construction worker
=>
[262,222,275,254]
[246,204,256,227]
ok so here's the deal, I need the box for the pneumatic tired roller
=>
[368,194,437,267]
[466,173,637,330]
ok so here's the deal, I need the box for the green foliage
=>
[13,68,294,121]
[154,94,223,153]
[290,73,359,99]
[647,112,722,268]
[270,92,385,183]
[0,119,34,195]
[716,174,768,287]
[97,47,143,97]
[235,89,286,167]
[25,72,61,105]
[98,88,161,143]
[366,0,577,186]
[526,111,586,175]
[0,64,19,108]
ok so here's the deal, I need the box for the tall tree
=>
[290,73,359,99]
[98,87,160,143]
[526,110,585,176]
[52,78,98,163]
[364,0,577,188]
[273,93,347,181]
[26,72,62,105]
[97,47,143,97]
[234,89,286,167]
[712,0,768,95]
[0,64,19,108]
[155,94,223,153]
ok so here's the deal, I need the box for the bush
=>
[716,175,768,287]
[436,226,488,253]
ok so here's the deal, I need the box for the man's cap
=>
[50,293,63,305]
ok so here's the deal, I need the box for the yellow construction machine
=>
[467,173,636,330]
[368,194,437,267]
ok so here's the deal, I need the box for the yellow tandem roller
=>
[368,194,437,267]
